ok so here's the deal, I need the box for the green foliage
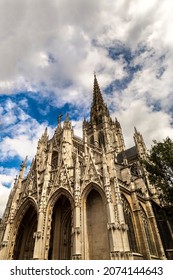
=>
[143,137,173,204]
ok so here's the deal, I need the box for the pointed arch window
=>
[51,151,58,170]
[140,206,156,255]
[122,196,138,253]
[98,131,105,148]
[94,115,102,125]
[90,135,94,146]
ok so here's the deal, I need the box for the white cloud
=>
[0,0,171,95]
[114,99,173,149]
[72,119,83,138]
[0,99,55,161]
[0,135,36,160]
[0,167,17,184]
[0,0,172,150]
[0,120,55,161]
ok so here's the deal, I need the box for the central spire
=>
[93,73,104,107]
[90,74,109,121]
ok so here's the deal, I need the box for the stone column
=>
[33,147,52,259]
[72,203,81,259]
[113,179,131,256]
[72,153,82,259]
[102,151,131,259]
[33,211,45,259]
[130,182,151,259]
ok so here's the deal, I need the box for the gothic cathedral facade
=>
[0,75,172,260]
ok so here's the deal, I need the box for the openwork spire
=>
[93,73,104,107]
[90,73,110,124]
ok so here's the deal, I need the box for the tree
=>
[143,137,173,205]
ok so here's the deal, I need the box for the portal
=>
[48,195,72,259]
[86,189,109,259]
[13,205,37,259]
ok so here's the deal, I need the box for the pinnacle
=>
[134,127,142,138]
[21,156,28,169]
[42,127,48,138]
[64,113,70,122]
[134,126,138,133]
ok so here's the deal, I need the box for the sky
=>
[1,0,173,217]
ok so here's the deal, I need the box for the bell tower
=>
[83,74,125,153]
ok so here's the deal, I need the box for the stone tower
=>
[0,75,172,260]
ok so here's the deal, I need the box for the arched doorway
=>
[86,189,109,259]
[48,195,72,260]
[13,205,37,260]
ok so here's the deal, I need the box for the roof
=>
[117,146,138,163]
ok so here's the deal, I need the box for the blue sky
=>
[1,0,173,216]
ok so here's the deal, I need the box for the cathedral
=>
[0,75,173,260]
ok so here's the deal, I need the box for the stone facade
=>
[0,75,172,260]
